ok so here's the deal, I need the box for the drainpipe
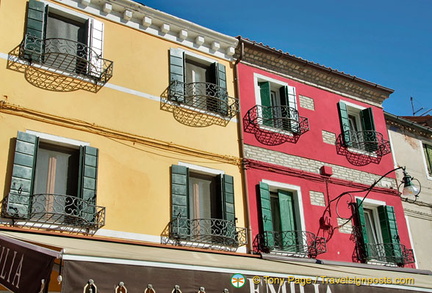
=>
[233,37,253,253]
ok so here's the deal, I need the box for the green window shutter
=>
[215,62,228,116]
[7,131,39,218]
[378,205,403,264]
[259,182,274,248]
[338,102,352,147]
[222,174,235,222]
[169,49,185,103]
[24,0,46,62]
[424,144,432,176]
[360,108,378,152]
[360,108,376,131]
[278,189,297,251]
[279,86,299,133]
[222,174,236,243]
[171,165,189,239]
[79,146,98,224]
[259,82,273,127]
[355,198,370,259]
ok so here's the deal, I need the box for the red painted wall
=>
[237,63,414,267]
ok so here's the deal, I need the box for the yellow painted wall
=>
[0,0,245,239]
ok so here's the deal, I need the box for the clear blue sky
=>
[137,0,431,117]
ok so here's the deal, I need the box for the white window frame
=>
[421,142,432,180]
[254,73,298,135]
[355,197,386,262]
[30,1,105,80]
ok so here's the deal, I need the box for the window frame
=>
[253,73,299,134]
[338,100,378,154]
[421,142,432,179]
[24,0,105,80]
[259,180,306,252]
[169,48,229,117]
[7,131,98,220]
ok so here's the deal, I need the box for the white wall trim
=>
[178,162,224,175]
[26,130,90,147]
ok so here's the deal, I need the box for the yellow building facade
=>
[0,0,245,291]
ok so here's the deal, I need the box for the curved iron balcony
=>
[363,243,415,266]
[20,34,113,85]
[2,192,105,232]
[166,80,239,119]
[244,105,309,146]
[336,130,391,166]
[256,230,326,258]
[162,217,247,251]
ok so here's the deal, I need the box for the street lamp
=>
[401,168,421,200]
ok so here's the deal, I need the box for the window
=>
[170,164,235,244]
[256,78,299,133]
[338,101,378,152]
[354,199,403,264]
[423,143,432,176]
[6,131,98,225]
[24,0,104,77]
[169,49,228,116]
[259,182,301,252]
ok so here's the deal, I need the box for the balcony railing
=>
[363,243,415,266]
[161,80,239,127]
[336,130,391,166]
[244,105,309,146]
[161,217,248,251]
[1,192,105,233]
[19,34,113,87]
[256,230,326,258]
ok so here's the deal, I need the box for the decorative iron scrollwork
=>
[244,105,309,146]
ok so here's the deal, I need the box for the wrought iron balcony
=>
[16,34,113,91]
[161,217,248,251]
[1,192,105,233]
[362,243,415,266]
[336,130,391,166]
[255,230,326,258]
[161,80,239,127]
[244,105,309,146]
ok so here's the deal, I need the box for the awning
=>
[1,231,431,293]
[0,234,61,293]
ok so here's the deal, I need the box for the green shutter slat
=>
[378,205,403,263]
[360,108,378,152]
[278,189,297,251]
[355,198,370,259]
[259,182,274,248]
[79,146,99,224]
[259,82,273,127]
[338,102,352,147]
[8,131,38,218]
[24,0,46,61]
[169,49,185,103]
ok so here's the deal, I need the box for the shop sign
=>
[0,235,60,293]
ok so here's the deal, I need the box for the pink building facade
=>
[236,38,415,268]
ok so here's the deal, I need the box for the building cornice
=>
[385,112,432,140]
[236,37,394,106]
[52,0,238,60]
